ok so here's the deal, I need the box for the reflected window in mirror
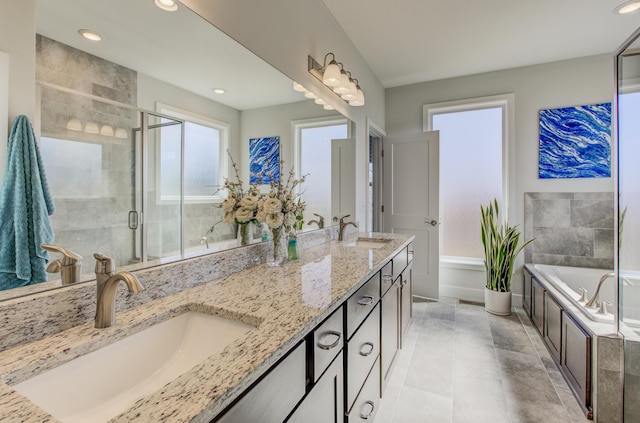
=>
[295,117,349,226]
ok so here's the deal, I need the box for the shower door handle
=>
[128,211,139,230]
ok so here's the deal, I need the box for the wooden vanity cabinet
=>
[531,277,545,336]
[544,294,563,363]
[381,279,400,391]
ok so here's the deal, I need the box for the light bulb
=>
[333,71,351,94]
[66,118,82,131]
[100,125,114,136]
[154,0,178,12]
[322,60,342,87]
[84,122,99,134]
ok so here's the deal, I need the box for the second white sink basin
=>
[13,311,254,423]
[348,238,391,249]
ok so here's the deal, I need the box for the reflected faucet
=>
[585,272,615,309]
[307,213,325,229]
[94,253,145,328]
[333,214,358,241]
[42,244,82,285]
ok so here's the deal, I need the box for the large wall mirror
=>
[615,27,640,423]
[0,0,355,299]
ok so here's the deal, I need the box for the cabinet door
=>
[381,281,400,391]
[531,278,545,336]
[346,357,381,422]
[215,342,306,423]
[544,294,562,363]
[523,270,532,317]
[347,303,380,410]
[562,312,591,411]
[401,263,413,341]
[287,352,344,423]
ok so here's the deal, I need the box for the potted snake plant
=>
[480,199,533,316]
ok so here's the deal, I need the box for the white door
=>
[383,131,439,299]
[331,138,356,221]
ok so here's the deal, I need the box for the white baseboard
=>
[438,285,523,307]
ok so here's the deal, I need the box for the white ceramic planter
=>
[484,287,512,316]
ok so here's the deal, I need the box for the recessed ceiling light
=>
[615,1,640,14]
[78,29,102,41]
[154,0,178,12]
[213,88,225,94]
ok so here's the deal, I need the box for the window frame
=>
[156,103,230,204]
[423,93,514,262]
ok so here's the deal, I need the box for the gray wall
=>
[524,192,614,269]
[387,54,615,299]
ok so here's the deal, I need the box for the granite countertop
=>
[0,232,413,423]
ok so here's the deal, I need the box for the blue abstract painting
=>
[539,103,611,179]
[249,136,280,184]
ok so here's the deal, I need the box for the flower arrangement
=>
[256,160,307,265]
[219,153,262,244]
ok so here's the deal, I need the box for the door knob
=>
[425,219,438,226]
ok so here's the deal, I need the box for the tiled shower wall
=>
[524,192,614,269]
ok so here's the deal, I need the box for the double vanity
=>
[0,231,414,422]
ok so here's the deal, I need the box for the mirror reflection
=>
[0,0,355,297]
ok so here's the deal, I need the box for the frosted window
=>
[160,120,221,199]
[433,107,503,259]
[40,137,102,199]
[300,123,348,221]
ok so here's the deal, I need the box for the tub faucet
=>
[94,253,145,328]
[334,214,358,241]
[42,244,82,284]
[585,272,615,309]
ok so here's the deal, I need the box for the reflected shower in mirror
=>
[0,0,355,298]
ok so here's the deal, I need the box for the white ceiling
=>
[322,0,640,88]
[35,0,305,111]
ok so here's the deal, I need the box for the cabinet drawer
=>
[313,305,344,382]
[347,303,380,409]
[346,274,380,339]
[215,341,306,423]
[392,247,408,282]
[380,262,394,296]
[347,356,381,422]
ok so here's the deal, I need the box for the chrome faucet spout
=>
[94,253,145,328]
[584,272,615,309]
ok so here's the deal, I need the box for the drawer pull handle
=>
[382,274,393,281]
[317,330,342,350]
[360,400,375,419]
[357,295,374,306]
[359,342,375,356]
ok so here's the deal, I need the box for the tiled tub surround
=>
[524,192,614,269]
[524,264,624,423]
[0,229,410,422]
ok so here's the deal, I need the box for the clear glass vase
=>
[237,222,253,246]
[267,228,288,266]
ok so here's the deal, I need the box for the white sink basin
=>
[13,311,254,423]
[348,238,391,249]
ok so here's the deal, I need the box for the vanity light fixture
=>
[615,0,640,14]
[78,29,102,42]
[66,118,82,131]
[100,125,114,137]
[213,88,225,94]
[293,81,307,92]
[308,54,365,106]
[84,122,100,134]
[154,0,178,12]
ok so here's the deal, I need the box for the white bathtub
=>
[533,264,616,324]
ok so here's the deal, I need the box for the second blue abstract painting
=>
[249,136,280,184]
[538,103,611,179]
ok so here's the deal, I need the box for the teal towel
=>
[0,115,55,289]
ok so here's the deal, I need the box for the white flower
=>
[266,212,284,229]
[223,210,235,224]
[235,206,254,223]
[284,212,296,227]
[239,195,258,209]
[222,198,236,212]
[263,197,282,214]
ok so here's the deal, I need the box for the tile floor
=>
[374,297,592,423]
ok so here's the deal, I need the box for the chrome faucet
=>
[307,213,325,229]
[42,244,82,284]
[94,253,145,328]
[585,272,615,308]
[333,214,358,241]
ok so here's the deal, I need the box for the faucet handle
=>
[42,244,82,265]
[598,300,612,315]
[93,253,116,276]
[333,214,351,223]
[578,287,589,303]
